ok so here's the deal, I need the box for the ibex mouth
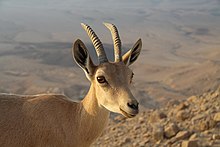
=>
[120,108,137,118]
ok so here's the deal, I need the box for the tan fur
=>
[0,63,135,147]
[0,24,142,147]
[0,84,109,147]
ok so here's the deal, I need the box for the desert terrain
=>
[0,0,220,146]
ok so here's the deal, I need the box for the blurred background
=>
[0,0,220,109]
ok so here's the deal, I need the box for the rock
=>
[207,117,217,129]
[200,104,208,111]
[189,133,198,140]
[181,140,199,147]
[212,134,220,140]
[143,133,150,138]
[92,86,220,147]
[169,131,191,144]
[164,123,179,138]
[196,120,209,131]
[139,140,149,146]
[176,110,190,121]
[176,103,188,111]
[193,117,215,131]
[149,110,167,123]
[192,113,206,122]
[187,96,198,103]
[104,136,110,141]
[213,112,220,122]
[133,124,141,130]
[203,130,211,135]
[138,117,145,124]
[124,137,131,143]
[132,142,139,146]
[152,124,164,141]
[175,131,191,141]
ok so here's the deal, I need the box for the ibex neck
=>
[79,84,110,144]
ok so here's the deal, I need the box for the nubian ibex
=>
[0,23,142,147]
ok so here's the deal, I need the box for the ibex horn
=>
[103,22,122,62]
[81,23,108,63]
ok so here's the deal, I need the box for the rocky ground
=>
[93,86,220,147]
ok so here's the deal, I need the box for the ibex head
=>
[73,23,142,118]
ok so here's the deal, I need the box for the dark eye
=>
[97,76,107,84]
[131,73,134,79]
[130,73,134,83]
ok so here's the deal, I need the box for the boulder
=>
[181,140,199,147]
[164,123,179,138]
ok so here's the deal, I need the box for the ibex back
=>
[0,23,142,147]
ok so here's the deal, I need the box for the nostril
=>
[127,102,139,110]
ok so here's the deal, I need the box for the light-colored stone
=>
[133,124,141,130]
[143,133,150,138]
[189,133,198,140]
[132,142,139,146]
[212,134,220,140]
[181,140,199,147]
[176,110,190,121]
[187,96,198,103]
[176,103,188,111]
[164,123,179,138]
[175,131,191,141]
[213,112,220,122]
[192,113,206,122]
[138,117,145,124]
[200,104,208,111]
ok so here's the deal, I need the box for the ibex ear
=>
[73,39,96,80]
[122,39,142,66]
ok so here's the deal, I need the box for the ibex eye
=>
[131,73,134,79]
[130,73,134,83]
[97,76,107,84]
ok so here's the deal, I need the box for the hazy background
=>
[0,0,220,108]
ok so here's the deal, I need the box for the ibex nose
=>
[127,101,139,110]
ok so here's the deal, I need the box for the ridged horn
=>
[103,22,122,62]
[81,23,108,63]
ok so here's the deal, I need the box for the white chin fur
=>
[101,104,120,114]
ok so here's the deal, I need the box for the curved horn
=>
[103,22,122,62]
[81,23,108,63]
